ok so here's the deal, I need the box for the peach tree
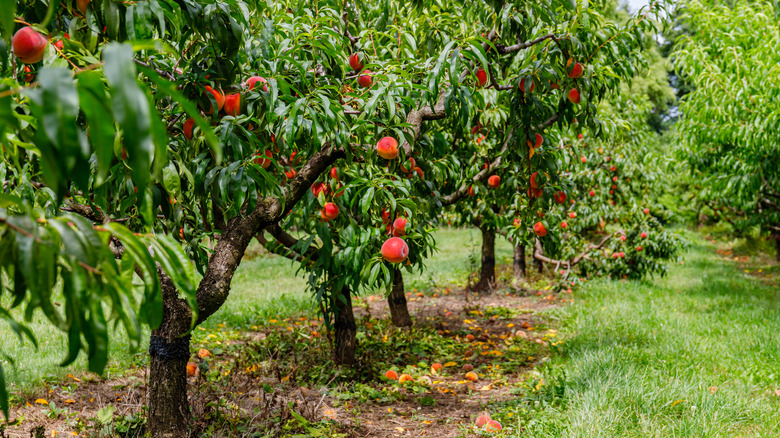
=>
[0,0,670,436]
[673,0,780,260]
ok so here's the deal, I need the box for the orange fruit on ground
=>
[384,370,398,380]
[431,363,443,373]
[186,362,197,377]
[398,374,413,383]
[475,413,491,427]
[465,371,478,381]
[197,349,211,359]
[485,420,502,432]
[466,334,475,342]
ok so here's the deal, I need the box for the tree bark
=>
[513,241,526,280]
[474,225,496,291]
[388,269,412,327]
[147,268,194,438]
[333,286,357,365]
[775,234,780,262]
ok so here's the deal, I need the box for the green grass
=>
[502,233,780,437]
[0,227,505,393]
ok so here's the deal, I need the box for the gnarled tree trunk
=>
[333,286,357,365]
[388,269,412,327]
[148,269,193,438]
[474,225,496,291]
[513,241,526,280]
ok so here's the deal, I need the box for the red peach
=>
[376,136,399,160]
[381,237,409,263]
[12,27,48,64]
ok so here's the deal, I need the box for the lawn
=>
[503,233,780,437]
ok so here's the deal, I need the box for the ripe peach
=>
[183,118,195,140]
[348,53,363,71]
[618,251,625,258]
[320,202,339,221]
[445,311,454,317]
[643,208,650,214]
[513,217,522,227]
[621,235,627,241]
[381,237,409,263]
[12,27,48,64]
[466,334,475,342]
[581,156,587,164]
[398,373,413,383]
[376,136,399,160]
[381,208,391,224]
[203,85,225,114]
[530,172,540,189]
[384,370,398,380]
[253,149,272,169]
[637,246,643,251]
[578,133,584,139]
[554,191,566,204]
[223,93,241,116]
[476,68,488,87]
[465,371,478,381]
[520,77,535,93]
[475,414,491,427]
[468,186,475,197]
[283,168,296,179]
[431,363,443,373]
[641,232,647,239]
[487,175,500,188]
[527,133,543,149]
[462,363,474,371]
[413,167,424,178]
[186,362,197,377]
[311,182,328,197]
[23,65,34,83]
[589,190,595,197]
[400,157,416,173]
[392,217,408,236]
[330,167,339,181]
[610,165,617,172]
[567,59,583,78]
[533,221,547,237]
[358,70,372,88]
[246,76,268,92]
[485,420,502,432]
[197,348,211,359]
[561,221,568,228]
[568,88,581,104]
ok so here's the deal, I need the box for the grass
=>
[0,227,509,393]
[501,232,780,437]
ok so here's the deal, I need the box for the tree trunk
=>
[513,241,526,280]
[333,286,357,365]
[775,234,780,262]
[535,238,544,274]
[148,268,194,438]
[474,225,496,291]
[388,269,412,327]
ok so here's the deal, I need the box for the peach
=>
[485,420,502,432]
[413,167,424,178]
[487,175,500,188]
[618,251,625,258]
[476,68,488,87]
[12,27,48,64]
[641,232,647,239]
[568,88,581,104]
[349,53,364,71]
[621,235,627,241]
[376,136,399,160]
[384,370,398,380]
[530,171,540,189]
[392,217,408,236]
[223,93,241,116]
[398,373,413,383]
[246,76,268,92]
[311,182,328,197]
[465,371,478,381]
[561,222,568,228]
[23,65,34,83]
[431,363,443,373]
[186,362,197,377]
[381,237,409,263]
[358,70,372,88]
[643,208,650,214]
[468,186,475,197]
[400,157,416,173]
[197,349,211,359]
[527,133,543,149]
[637,246,643,251]
[203,85,225,114]
[554,191,566,204]
[77,0,91,14]
[285,168,297,179]
[330,167,339,181]
[513,217,522,227]
[183,118,195,140]
[466,334,475,342]
[476,414,491,427]
[610,165,617,172]
[589,190,595,197]
[381,208,391,224]
[520,77,535,93]
[569,212,576,218]
[253,149,272,169]
[581,156,587,163]
[567,59,583,78]
[533,221,547,237]
[320,202,339,221]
